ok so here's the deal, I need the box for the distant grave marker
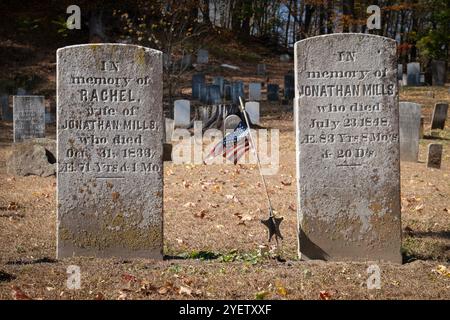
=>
[13,95,45,142]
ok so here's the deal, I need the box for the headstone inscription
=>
[427,144,443,169]
[431,60,446,86]
[248,82,262,101]
[399,102,421,162]
[406,62,420,86]
[174,99,190,128]
[57,44,164,259]
[294,34,401,262]
[13,95,45,142]
[431,103,448,130]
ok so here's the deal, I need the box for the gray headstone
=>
[174,99,190,128]
[431,60,446,86]
[257,64,266,76]
[1,95,12,121]
[284,74,295,100]
[197,49,208,64]
[199,84,208,103]
[399,102,421,162]
[231,81,244,105]
[224,114,241,130]
[407,62,420,86]
[207,85,221,105]
[181,54,192,69]
[397,64,402,80]
[294,34,401,262]
[192,73,205,99]
[13,95,45,142]
[267,84,279,101]
[248,82,261,101]
[56,44,164,259]
[245,101,260,125]
[431,103,448,130]
[427,144,443,169]
[213,76,225,97]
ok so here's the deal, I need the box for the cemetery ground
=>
[0,87,449,300]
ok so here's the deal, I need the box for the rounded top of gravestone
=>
[294,33,396,47]
[57,43,163,56]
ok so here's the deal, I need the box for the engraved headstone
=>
[399,102,421,162]
[245,101,260,125]
[174,99,190,128]
[267,84,279,101]
[431,103,448,130]
[431,60,446,86]
[224,114,241,130]
[294,34,401,262]
[248,82,261,101]
[57,44,163,259]
[407,62,420,86]
[284,74,295,100]
[197,49,209,64]
[13,95,45,142]
[192,73,205,99]
[427,144,443,169]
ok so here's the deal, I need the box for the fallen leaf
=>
[11,286,32,300]
[319,290,332,300]
[183,202,196,208]
[255,291,269,300]
[121,273,137,283]
[281,180,292,186]
[7,202,18,211]
[117,290,128,300]
[288,203,296,211]
[194,209,208,219]
[178,285,192,296]
[94,292,105,300]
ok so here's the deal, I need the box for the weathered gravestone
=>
[431,103,448,130]
[224,114,241,131]
[207,85,222,105]
[284,74,295,100]
[181,54,192,69]
[245,101,260,125]
[192,73,205,100]
[294,34,401,262]
[1,95,12,121]
[213,76,225,97]
[399,102,421,162]
[431,60,446,86]
[57,44,163,259]
[407,62,420,86]
[267,84,279,101]
[427,144,443,169]
[197,49,209,64]
[248,82,261,101]
[174,99,190,128]
[257,64,266,76]
[231,81,244,105]
[13,95,45,142]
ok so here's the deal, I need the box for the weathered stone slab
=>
[13,95,45,142]
[257,64,266,76]
[399,102,421,162]
[174,99,190,128]
[431,103,448,130]
[245,101,260,125]
[267,84,279,101]
[192,73,205,99]
[431,60,446,86]
[427,144,443,169]
[57,44,163,259]
[197,49,208,64]
[294,34,401,262]
[407,62,420,86]
[7,138,56,177]
[207,85,221,105]
[248,82,261,101]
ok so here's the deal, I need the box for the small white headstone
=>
[248,83,262,101]
[245,101,260,125]
[174,99,190,128]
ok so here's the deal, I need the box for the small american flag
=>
[206,120,250,164]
